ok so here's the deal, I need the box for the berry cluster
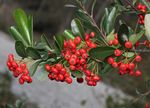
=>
[7,54,32,85]
[137,3,147,24]
[45,63,73,84]
[85,70,101,86]
[61,32,101,86]
[108,33,119,46]
[107,54,142,77]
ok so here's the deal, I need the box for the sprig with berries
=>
[6,0,150,86]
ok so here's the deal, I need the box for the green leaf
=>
[106,7,118,34]
[41,34,52,49]
[89,47,115,60]
[100,8,109,33]
[100,63,113,76]
[129,31,145,45]
[54,35,64,51]
[106,30,115,42]
[6,104,14,108]
[71,71,83,78]
[76,10,91,22]
[123,52,135,58]
[28,15,33,46]
[115,0,123,5]
[9,26,28,46]
[15,41,27,57]
[118,24,129,46]
[15,100,25,108]
[71,18,85,40]
[26,47,41,60]
[91,0,96,17]
[29,60,42,76]
[144,14,150,41]
[13,9,31,45]
[64,30,75,39]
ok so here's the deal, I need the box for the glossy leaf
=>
[89,47,115,60]
[29,60,42,76]
[118,24,129,46]
[91,0,96,17]
[106,30,115,42]
[106,7,118,34]
[123,52,135,58]
[9,26,28,46]
[54,35,65,51]
[15,41,27,57]
[129,31,145,45]
[71,18,85,40]
[26,47,41,60]
[13,9,31,45]
[64,30,75,39]
[100,8,109,33]
[28,15,33,46]
[76,9,92,22]
[41,34,52,49]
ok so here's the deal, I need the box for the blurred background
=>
[0,0,150,108]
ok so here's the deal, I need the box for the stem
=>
[78,1,108,46]
[124,0,138,11]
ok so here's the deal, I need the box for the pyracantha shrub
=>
[6,0,150,89]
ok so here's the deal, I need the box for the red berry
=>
[128,63,135,70]
[19,78,24,85]
[7,61,12,67]
[64,53,71,60]
[74,36,81,45]
[69,58,77,65]
[77,78,84,83]
[145,103,149,108]
[87,81,93,86]
[125,41,133,49]
[58,74,64,81]
[114,49,122,57]
[79,58,86,65]
[79,49,86,54]
[120,64,127,71]
[82,53,88,59]
[20,63,26,70]
[23,69,29,75]
[27,77,32,83]
[45,64,51,71]
[60,68,67,75]
[85,34,90,40]
[129,70,134,76]
[55,63,63,71]
[70,65,76,71]
[93,75,100,82]
[51,67,59,74]
[90,32,95,38]
[113,39,119,46]
[16,67,23,74]
[108,40,113,46]
[65,77,72,84]
[135,70,142,77]
[135,55,142,62]
[112,62,118,68]
[107,57,114,64]
[84,70,91,76]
